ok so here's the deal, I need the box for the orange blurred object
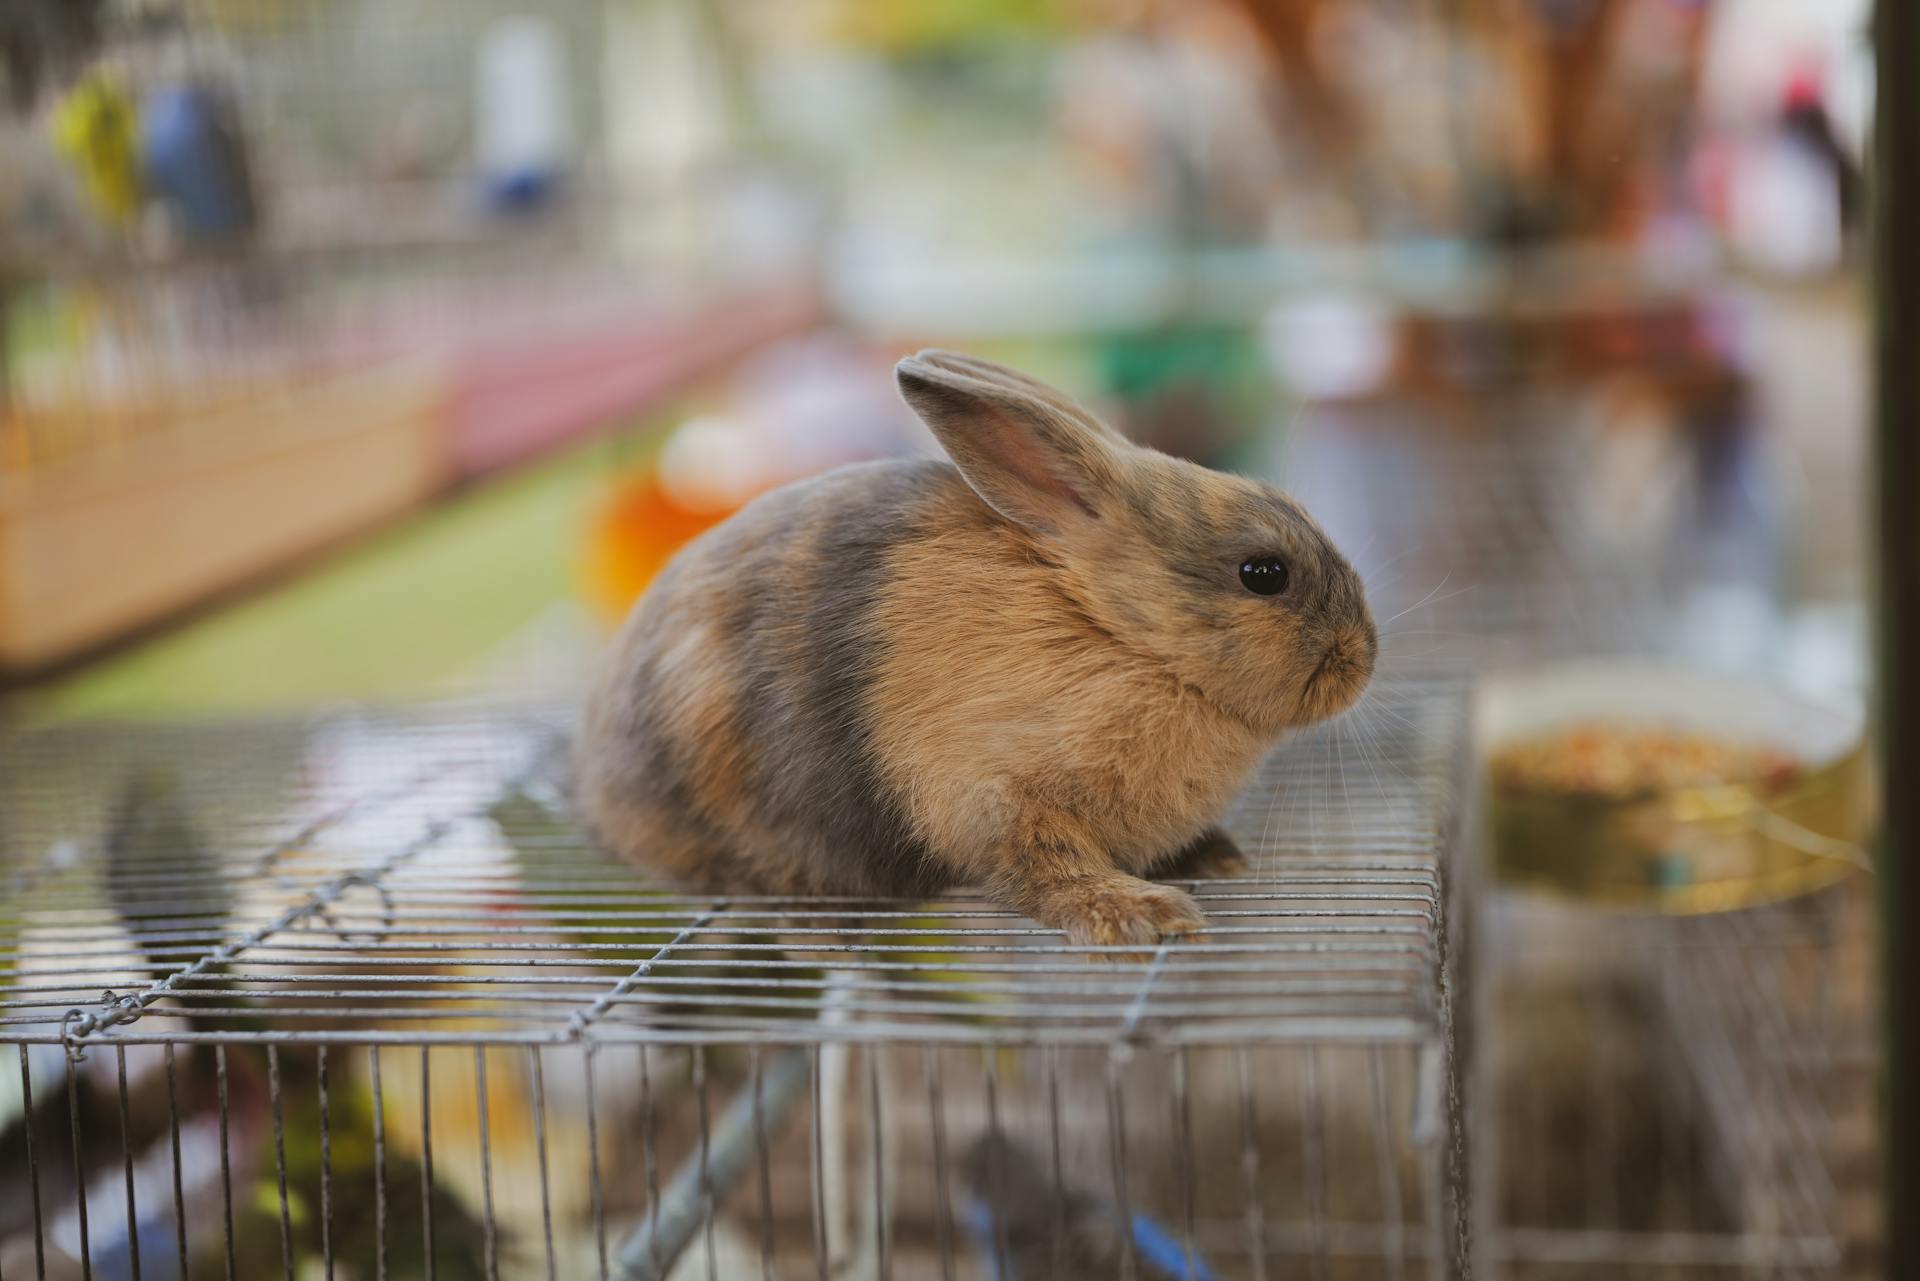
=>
[582,470,739,626]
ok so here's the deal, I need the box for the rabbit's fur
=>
[578,351,1375,946]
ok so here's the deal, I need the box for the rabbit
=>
[576,350,1376,947]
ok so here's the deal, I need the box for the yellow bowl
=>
[1477,663,1872,913]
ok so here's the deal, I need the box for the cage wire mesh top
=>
[0,687,1473,1281]
[0,679,1469,1054]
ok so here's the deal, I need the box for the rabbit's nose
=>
[1350,625,1379,672]
[1330,630,1375,683]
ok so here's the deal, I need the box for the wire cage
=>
[1477,887,1872,1280]
[0,7,1880,1280]
[0,683,1475,1281]
[1286,396,1876,1280]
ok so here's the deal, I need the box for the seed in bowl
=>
[1489,724,1802,798]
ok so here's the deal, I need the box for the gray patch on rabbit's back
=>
[726,459,959,898]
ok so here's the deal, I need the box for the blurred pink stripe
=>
[444,283,820,477]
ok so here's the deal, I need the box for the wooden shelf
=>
[0,360,444,671]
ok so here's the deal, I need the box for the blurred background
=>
[0,0,1873,713]
[0,1,1890,1279]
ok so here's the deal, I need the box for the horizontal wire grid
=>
[1,680,1468,1054]
[1283,397,1711,674]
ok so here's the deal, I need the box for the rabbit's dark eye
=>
[1240,557,1290,596]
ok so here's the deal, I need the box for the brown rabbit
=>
[577,350,1375,947]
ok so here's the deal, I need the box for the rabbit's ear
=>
[911,350,1130,444]
[896,351,1122,536]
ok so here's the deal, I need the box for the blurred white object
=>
[604,1,725,174]
[1727,133,1842,277]
[475,16,572,184]
[754,52,896,153]
[1260,295,1395,400]
[657,414,769,515]
[731,335,935,466]
[1577,387,1687,562]
[1673,583,1781,677]
[654,337,938,516]
[1781,602,1869,703]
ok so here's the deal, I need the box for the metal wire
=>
[0,691,1465,1057]
[0,684,1473,1280]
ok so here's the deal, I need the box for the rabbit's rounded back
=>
[578,350,1375,919]
[578,460,968,898]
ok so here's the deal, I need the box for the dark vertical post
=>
[1876,1,1918,1275]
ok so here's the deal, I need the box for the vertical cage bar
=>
[810,1047,829,1281]
[642,1045,665,1279]
[1302,1048,1329,1281]
[585,1046,610,1281]
[1584,988,1616,1231]
[1237,1047,1268,1281]
[925,1048,956,1281]
[370,1048,389,1281]
[984,1047,1011,1280]
[217,1046,236,1281]
[115,1046,141,1281]
[420,1047,437,1281]
[473,1049,499,1281]
[751,1048,777,1281]
[66,1052,92,1281]
[1421,1063,1447,1281]
[1523,1044,1548,1232]
[1106,1050,1140,1281]
[319,1045,335,1281]
[1370,1048,1407,1281]
[19,1046,46,1281]
[867,1048,889,1279]
[1174,1048,1198,1281]
[165,1044,188,1281]
[268,1046,293,1281]
[528,1047,558,1281]
[1657,1043,1688,1238]
[692,1046,718,1281]
[1048,1047,1067,1281]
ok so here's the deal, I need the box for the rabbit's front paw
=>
[1054,878,1207,949]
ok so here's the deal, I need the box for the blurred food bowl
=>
[1477,661,1871,913]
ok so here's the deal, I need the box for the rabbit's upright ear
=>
[896,350,1123,536]
[911,350,1131,444]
